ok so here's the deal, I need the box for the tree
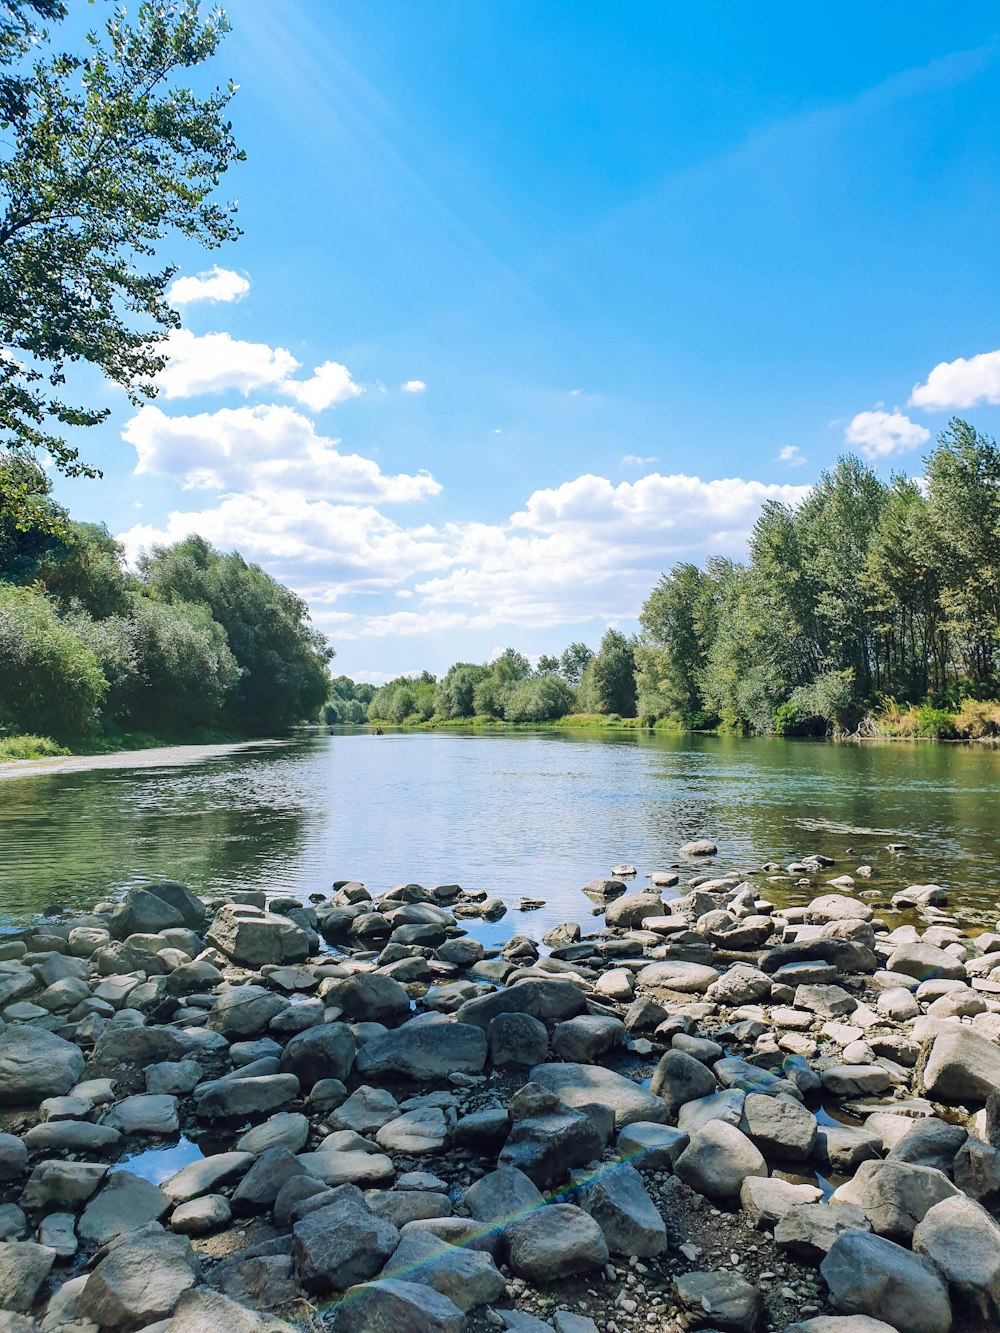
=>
[140,536,332,734]
[587,628,637,716]
[535,654,560,676]
[503,674,576,722]
[435,662,487,719]
[0,0,243,524]
[559,641,593,685]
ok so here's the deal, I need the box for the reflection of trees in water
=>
[0,746,314,922]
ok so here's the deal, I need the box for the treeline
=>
[0,457,332,745]
[638,419,1000,737]
[357,419,1000,740]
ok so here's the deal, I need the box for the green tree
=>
[535,653,560,676]
[559,641,593,685]
[587,628,637,716]
[503,674,576,722]
[0,0,243,523]
[140,536,332,734]
[435,662,487,719]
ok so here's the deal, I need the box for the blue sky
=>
[54,1,1000,681]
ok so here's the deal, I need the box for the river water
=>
[1,730,998,936]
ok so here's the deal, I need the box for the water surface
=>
[1,730,998,935]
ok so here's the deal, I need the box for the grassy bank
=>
[0,725,248,763]
[366,712,681,733]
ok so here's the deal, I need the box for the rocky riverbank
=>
[0,850,998,1333]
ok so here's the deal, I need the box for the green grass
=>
[0,735,70,761]
[367,712,646,731]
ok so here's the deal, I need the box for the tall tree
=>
[0,0,243,525]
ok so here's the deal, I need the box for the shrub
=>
[915,705,958,739]
[773,701,805,736]
[953,698,1000,738]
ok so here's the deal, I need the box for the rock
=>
[0,1242,55,1314]
[708,965,772,1005]
[330,1086,400,1134]
[291,1183,399,1293]
[673,1270,762,1331]
[0,1136,27,1184]
[912,1193,1000,1330]
[816,1124,883,1174]
[739,1093,817,1161]
[820,1230,952,1333]
[488,1013,548,1067]
[678,1088,747,1134]
[170,1193,231,1235]
[820,1066,892,1098]
[505,1203,609,1281]
[650,1049,717,1115]
[22,1119,121,1154]
[887,1118,967,1174]
[356,1019,487,1081]
[297,1149,394,1188]
[740,1176,822,1229]
[208,986,287,1038]
[786,1320,897,1332]
[146,1060,202,1097]
[78,1171,170,1245]
[376,1108,449,1154]
[674,1121,768,1203]
[163,1151,254,1205]
[80,1228,196,1330]
[954,1138,1000,1209]
[498,1099,603,1185]
[329,1278,464,1332]
[196,1074,300,1121]
[164,1287,298,1333]
[366,1190,451,1228]
[103,1093,179,1136]
[577,1161,667,1256]
[20,1161,107,1211]
[206,904,309,967]
[616,1121,689,1169]
[237,1111,310,1156]
[635,960,720,994]
[0,1027,85,1106]
[604,894,665,929]
[528,1063,670,1129]
[920,1028,1000,1103]
[889,943,967,982]
[323,973,410,1024]
[381,1229,505,1310]
[232,1147,308,1209]
[859,1160,961,1243]
[551,1015,624,1063]
[775,1202,870,1261]
[795,984,857,1018]
[279,1023,356,1090]
[464,1167,542,1229]
[681,840,718,855]
[457,979,587,1030]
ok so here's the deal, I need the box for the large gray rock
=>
[603,894,664,929]
[196,1074,300,1121]
[237,1111,310,1155]
[674,1121,767,1203]
[163,1151,254,1205]
[858,1160,961,1243]
[635,960,720,993]
[673,1270,763,1331]
[20,1160,107,1211]
[381,1229,505,1311]
[0,1241,55,1313]
[280,1022,356,1089]
[498,1090,604,1185]
[376,1108,449,1155]
[109,886,186,938]
[505,1203,609,1281]
[887,1118,967,1174]
[0,1135,27,1184]
[785,1320,897,1333]
[208,986,287,1038]
[551,1015,624,1063]
[488,1012,549,1067]
[297,1149,394,1188]
[78,1171,170,1244]
[330,1086,400,1134]
[528,1063,670,1129]
[740,1176,823,1230]
[464,1166,542,1231]
[164,1287,298,1333]
[355,1019,486,1081]
[103,1093,179,1136]
[80,1227,196,1330]
[912,1193,1000,1330]
[820,1230,952,1333]
[577,1161,667,1257]
[889,943,967,982]
[457,978,587,1030]
[739,1093,817,1161]
[291,1183,399,1293]
[650,1049,716,1115]
[920,1028,1000,1103]
[775,1202,870,1262]
[322,973,410,1024]
[207,903,309,967]
[0,1026,85,1106]
[329,1278,464,1332]
[616,1122,689,1170]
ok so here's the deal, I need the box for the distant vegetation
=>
[360,420,1000,742]
[0,456,331,749]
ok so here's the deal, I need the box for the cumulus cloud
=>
[157,329,300,399]
[123,403,440,502]
[282,361,364,411]
[401,379,426,393]
[778,444,806,466]
[909,349,1000,411]
[168,266,251,306]
[845,409,930,458]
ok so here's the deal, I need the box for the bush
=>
[0,584,107,738]
[953,698,1000,738]
[915,704,958,739]
[773,701,805,735]
[503,676,576,723]
[0,735,69,760]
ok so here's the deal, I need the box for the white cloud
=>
[282,360,364,411]
[844,409,930,458]
[401,379,426,393]
[909,349,1000,411]
[620,454,658,468]
[778,444,806,466]
[157,329,300,399]
[168,267,251,306]
[123,403,440,502]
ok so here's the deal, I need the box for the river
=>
[1,730,998,937]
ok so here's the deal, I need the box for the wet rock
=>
[505,1203,609,1281]
[674,1120,768,1203]
[78,1171,170,1245]
[356,1017,487,1081]
[0,1242,55,1314]
[279,1022,356,1089]
[206,904,309,968]
[382,1229,505,1310]
[0,1027,85,1106]
[529,1062,670,1128]
[291,1183,399,1294]
[650,1049,717,1115]
[820,1230,952,1333]
[681,840,718,856]
[103,1093,179,1136]
[79,1228,196,1331]
[912,1193,1000,1331]
[576,1160,667,1256]
[673,1269,762,1331]
[329,1278,464,1332]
